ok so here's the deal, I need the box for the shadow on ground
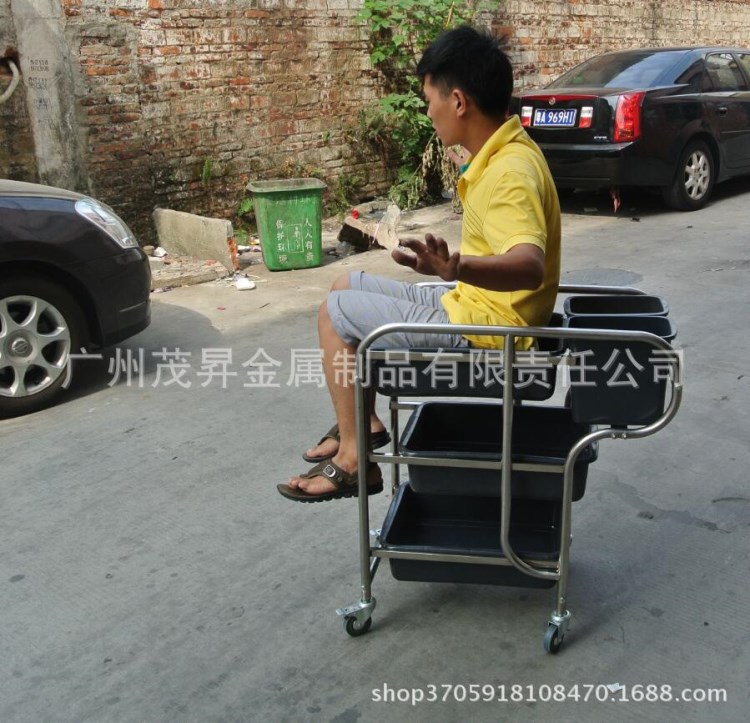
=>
[559,175,750,219]
[57,301,227,409]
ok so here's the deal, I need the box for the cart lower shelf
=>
[379,483,561,588]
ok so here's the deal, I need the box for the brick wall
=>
[58,0,386,241]
[5,0,750,242]
[495,0,750,89]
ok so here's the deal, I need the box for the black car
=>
[511,47,750,210]
[0,180,151,417]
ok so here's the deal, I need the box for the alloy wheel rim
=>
[684,151,710,200]
[0,295,72,398]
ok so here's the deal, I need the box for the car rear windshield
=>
[548,50,686,88]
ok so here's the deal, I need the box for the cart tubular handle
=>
[415,280,648,296]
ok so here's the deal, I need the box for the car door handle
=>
[717,106,729,115]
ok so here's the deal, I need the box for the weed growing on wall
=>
[357,0,487,208]
[328,173,365,217]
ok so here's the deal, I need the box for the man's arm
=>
[456,242,544,291]
[392,233,544,291]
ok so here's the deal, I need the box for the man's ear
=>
[452,88,469,117]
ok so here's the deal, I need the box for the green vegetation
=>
[237,196,253,218]
[328,173,365,217]
[356,0,487,208]
[200,157,214,184]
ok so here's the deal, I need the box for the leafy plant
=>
[238,196,253,218]
[200,157,214,184]
[356,0,488,207]
[359,0,480,96]
[328,173,365,217]
[233,173,256,233]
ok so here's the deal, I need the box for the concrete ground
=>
[1,181,749,722]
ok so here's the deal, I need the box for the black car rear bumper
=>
[540,142,674,189]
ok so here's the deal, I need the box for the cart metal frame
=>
[335,285,683,651]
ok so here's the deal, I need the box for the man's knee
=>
[330,272,352,292]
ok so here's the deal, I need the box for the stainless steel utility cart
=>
[335,285,683,653]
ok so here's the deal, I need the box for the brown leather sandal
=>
[277,460,383,503]
[302,424,391,463]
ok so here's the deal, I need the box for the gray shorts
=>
[326,271,470,349]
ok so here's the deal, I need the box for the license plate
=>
[533,108,577,127]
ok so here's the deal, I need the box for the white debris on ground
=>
[234,276,256,290]
[212,271,265,291]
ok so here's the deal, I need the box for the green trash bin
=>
[246,178,326,271]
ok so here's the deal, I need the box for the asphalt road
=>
[2,180,749,722]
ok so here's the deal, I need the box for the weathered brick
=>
[153,45,181,56]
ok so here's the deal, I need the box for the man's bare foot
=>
[303,435,339,462]
[285,469,338,495]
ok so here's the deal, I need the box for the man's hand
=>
[391,233,460,281]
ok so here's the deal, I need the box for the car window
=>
[736,53,750,85]
[704,52,748,91]
[675,60,705,93]
[548,51,684,88]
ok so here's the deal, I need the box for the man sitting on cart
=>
[278,24,561,502]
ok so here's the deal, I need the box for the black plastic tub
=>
[399,402,598,500]
[379,483,559,588]
[563,294,668,317]
[565,314,677,341]
[565,315,677,426]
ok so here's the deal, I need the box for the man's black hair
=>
[416,25,513,118]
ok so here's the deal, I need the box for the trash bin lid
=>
[246,178,326,194]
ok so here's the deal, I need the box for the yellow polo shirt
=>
[441,115,561,349]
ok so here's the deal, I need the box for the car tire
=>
[0,276,86,418]
[662,139,715,211]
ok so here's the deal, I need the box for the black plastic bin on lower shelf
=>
[398,402,598,500]
[563,294,668,317]
[379,483,559,588]
[565,315,678,426]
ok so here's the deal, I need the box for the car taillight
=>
[520,105,532,127]
[613,91,645,142]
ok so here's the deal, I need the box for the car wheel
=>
[662,139,714,211]
[0,277,85,418]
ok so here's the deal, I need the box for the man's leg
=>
[286,298,362,494]
[285,272,466,497]
[302,272,386,462]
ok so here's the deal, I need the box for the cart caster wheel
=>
[543,624,563,654]
[345,616,372,637]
